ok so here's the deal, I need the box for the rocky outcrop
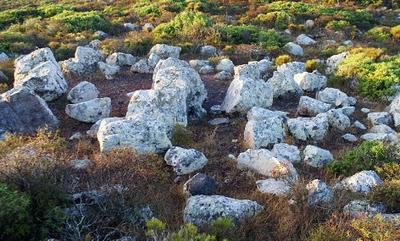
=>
[61,46,103,75]
[272,143,301,164]
[287,113,329,141]
[221,63,273,114]
[67,81,99,104]
[0,87,58,134]
[106,52,137,66]
[303,145,334,168]
[316,88,356,107]
[14,48,67,101]
[65,98,111,123]
[98,61,120,80]
[294,71,327,92]
[183,195,263,227]
[297,96,331,116]
[335,170,383,194]
[267,62,305,98]
[149,44,181,59]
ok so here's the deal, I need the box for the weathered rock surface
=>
[343,200,386,217]
[297,96,331,116]
[306,179,333,206]
[183,195,263,227]
[164,146,208,175]
[149,44,181,59]
[244,109,286,149]
[296,34,317,45]
[327,108,351,131]
[237,149,298,181]
[98,61,120,80]
[271,143,301,164]
[0,87,59,134]
[294,71,327,92]
[335,170,383,194]
[67,81,99,104]
[267,62,305,98]
[14,48,67,101]
[97,116,171,153]
[284,42,304,56]
[256,178,291,196]
[200,45,217,56]
[367,112,392,126]
[287,113,329,141]
[389,95,400,127]
[106,52,136,66]
[65,98,111,123]
[216,58,234,73]
[304,145,334,168]
[316,88,355,107]
[61,46,103,75]
[326,52,349,74]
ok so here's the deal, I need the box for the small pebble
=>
[342,133,358,142]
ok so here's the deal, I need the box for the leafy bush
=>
[365,26,392,42]
[153,10,211,42]
[0,7,38,29]
[305,59,324,72]
[327,141,398,176]
[51,10,111,32]
[0,183,32,241]
[369,180,400,212]
[259,29,290,51]
[255,11,294,29]
[335,48,400,98]
[325,20,351,31]
[391,25,400,40]
[218,24,258,44]
[276,55,292,66]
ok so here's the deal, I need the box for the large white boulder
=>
[61,46,103,75]
[216,58,234,73]
[297,96,331,116]
[237,149,298,181]
[326,108,351,131]
[106,52,137,66]
[303,145,334,168]
[287,113,329,141]
[221,76,273,114]
[234,63,261,79]
[149,44,181,59]
[164,146,208,175]
[14,48,67,101]
[67,81,99,104]
[389,95,400,127]
[335,170,383,194]
[316,88,356,107]
[65,97,111,123]
[267,62,305,98]
[152,58,207,118]
[126,89,187,131]
[183,195,263,227]
[244,115,285,149]
[97,116,171,153]
[294,71,327,92]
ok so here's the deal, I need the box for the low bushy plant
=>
[0,183,32,241]
[376,162,400,181]
[325,20,351,31]
[327,141,398,176]
[255,11,294,29]
[390,25,400,40]
[275,55,292,66]
[369,180,400,212]
[365,26,392,42]
[51,10,111,32]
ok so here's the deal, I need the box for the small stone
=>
[306,179,333,206]
[256,178,290,196]
[67,81,99,104]
[284,42,304,56]
[216,59,234,73]
[335,170,383,194]
[353,121,367,130]
[361,108,370,114]
[208,118,229,126]
[271,143,301,164]
[71,159,91,170]
[210,105,222,115]
[342,133,358,142]
[164,146,208,175]
[296,34,317,45]
[183,173,216,196]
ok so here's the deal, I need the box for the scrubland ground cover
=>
[0,1,400,241]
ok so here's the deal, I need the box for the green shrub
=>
[153,10,211,42]
[218,24,258,44]
[51,10,111,32]
[335,48,400,98]
[275,55,292,66]
[0,183,32,241]
[325,20,351,31]
[369,180,400,212]
[0,7,38,29]
[259,29,289,51]
[327,141,398,176]
[365,26,392,42]
[255,11,294,29]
